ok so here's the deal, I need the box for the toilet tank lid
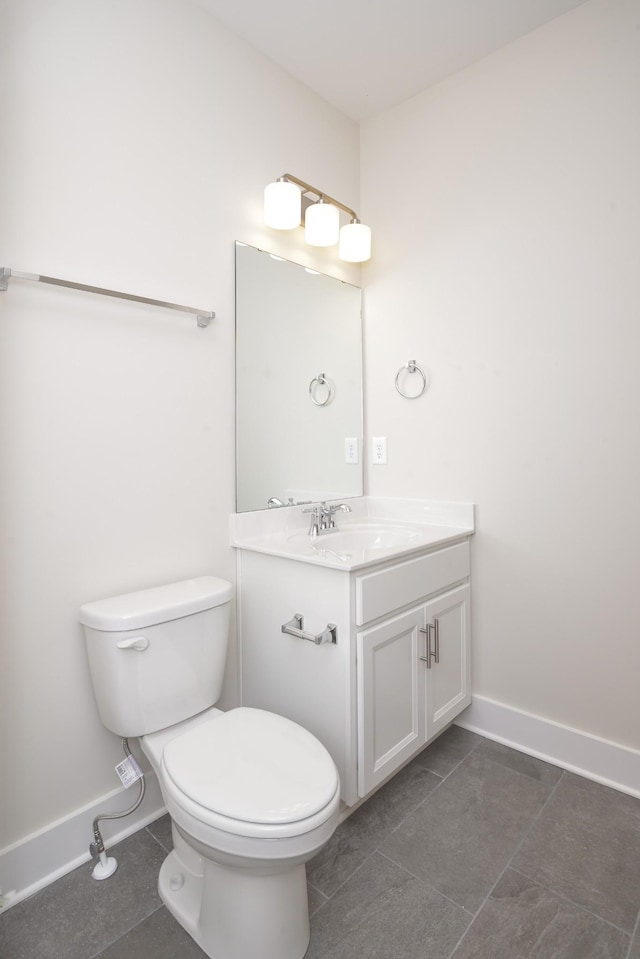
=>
[79,576,233,631]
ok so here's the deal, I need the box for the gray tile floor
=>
[3,726,640,958]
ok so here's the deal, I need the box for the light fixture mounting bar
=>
[279,174,358,221]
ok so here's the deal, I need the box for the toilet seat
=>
[160,707,340,840]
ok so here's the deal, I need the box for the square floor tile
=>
[629,933,640,959]
[452,868,630,959]
[381,750,551,912]
[412,725,484,778]
[146,813,173,853]
[307,758,441,897]
[306,851,471,959]
[307,882,329,917]
[0,830,165,959]
[94,906,207,958]
[512,773,640,932]
[474,739,563,788]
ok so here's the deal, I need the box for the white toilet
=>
[79,576,340,959]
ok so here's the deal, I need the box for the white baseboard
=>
[455,695,640,799]
[0,774,166,911]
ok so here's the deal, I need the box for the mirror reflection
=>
[235,242,363,513]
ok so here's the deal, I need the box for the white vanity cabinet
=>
[356,578,470,796]
[236,533,472,807]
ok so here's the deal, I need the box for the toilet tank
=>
[79,576,233,738]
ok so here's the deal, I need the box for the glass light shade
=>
[305,200,340,247]
[264,180,301,230]
[339,220,372,262]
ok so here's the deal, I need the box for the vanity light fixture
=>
[263,174,372,262]
[305,196,340,248]
[263,178,301,230]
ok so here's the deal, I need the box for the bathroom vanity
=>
[231,498,474,806]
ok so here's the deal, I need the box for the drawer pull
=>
[419,620,440,666]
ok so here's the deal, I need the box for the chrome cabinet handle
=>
[419,624,432,668]
[419,620,440,667]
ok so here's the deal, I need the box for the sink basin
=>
[231,498,475,570]
[287,523,421,554]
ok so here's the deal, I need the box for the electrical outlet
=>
[345,437,359,464]
[372,436,387,464]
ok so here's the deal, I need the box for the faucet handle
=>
[302,503,322,537]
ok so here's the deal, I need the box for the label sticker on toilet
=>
[115,755,143,788]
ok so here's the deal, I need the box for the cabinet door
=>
[357,607,426,797]
[424,584,471,741]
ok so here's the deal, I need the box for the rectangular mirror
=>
[235,242,363,513]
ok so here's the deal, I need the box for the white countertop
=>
[230,497,475,571]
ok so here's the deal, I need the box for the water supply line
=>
[89,738,146,880]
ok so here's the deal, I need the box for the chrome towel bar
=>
[0,267,215,328]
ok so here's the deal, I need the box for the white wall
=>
[0,0,359,856]
[361,0,640,751]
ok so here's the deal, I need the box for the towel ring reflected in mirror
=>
[309,372,334,406]
[395,360,429,399]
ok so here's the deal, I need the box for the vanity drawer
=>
[355,541,470,625]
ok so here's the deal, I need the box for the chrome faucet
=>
[321,502,352,530]
[302,501,352,537]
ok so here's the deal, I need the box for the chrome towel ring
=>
[395,360,429,399]
[309,372,333,406]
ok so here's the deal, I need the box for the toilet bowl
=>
[142,706,340,959]
[79,576,340,959]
